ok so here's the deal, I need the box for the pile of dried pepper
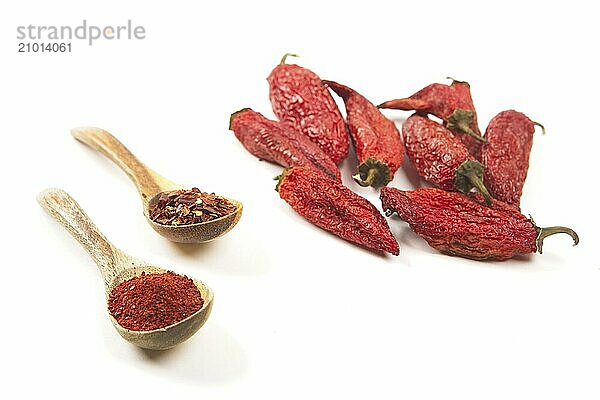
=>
[228,54,578,261]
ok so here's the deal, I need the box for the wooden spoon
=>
[38,188,214,350]
[71,127,243,243]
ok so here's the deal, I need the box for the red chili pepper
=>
[481,110,545,207]
[268,54,349,165]
[378,78,485,156]
[448,79,484,158]
[402,114,493,205]
[229,108,341,181]
[380,187,579,261]
[323,80,404,188]
[277,167,399,255]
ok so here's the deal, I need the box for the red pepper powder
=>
[108,272,204,331]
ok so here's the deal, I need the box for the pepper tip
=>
[229,107,251,130]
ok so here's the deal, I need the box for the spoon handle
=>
[71,127,166,202]
[38,188,124,288]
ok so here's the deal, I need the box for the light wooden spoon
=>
[38,188,214,350]
[71,127,243,243]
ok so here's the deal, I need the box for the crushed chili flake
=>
[148,187,236,226]
[108,271,204,331]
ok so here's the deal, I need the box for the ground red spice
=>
[108,272,204,331]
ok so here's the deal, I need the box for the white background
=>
[1,1,599,398]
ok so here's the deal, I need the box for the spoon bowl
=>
[38,188,214,350]
[145,191,243,243]
[71,127,243,243]
[108,263,214,350]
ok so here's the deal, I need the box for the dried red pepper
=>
[378,78,485,156]
[268,54,348,164]
[380,187,579,261]
[229,108,341,181]
[481,110,545,207]
[402,114,493,205]
[447,78,485,158]
[323,80,404,188]
[277,166,399,255]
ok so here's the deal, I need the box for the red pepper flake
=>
[148,188,236,226]
[108,271,204,331]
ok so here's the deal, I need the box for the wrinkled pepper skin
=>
[229,108,341,181]
[481,110,540,208]
[402,114,492,205]
[380,187,578,261]
[379,83,457,118]
[277,167,399,255]
[268,54,349,164]
[323,80,404,188]
[378,79,484,157]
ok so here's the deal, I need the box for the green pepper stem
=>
[455,160,492,206]
[354,158,391,188]
[535,226,579,254]
[353,168,378,187]
[532,121,546,135]
[466,171,492,206]
[274,168,291,192]
[446,76,470,86]
[280,53,299,65]
[456,122,487,143]
[446,109,487,143]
